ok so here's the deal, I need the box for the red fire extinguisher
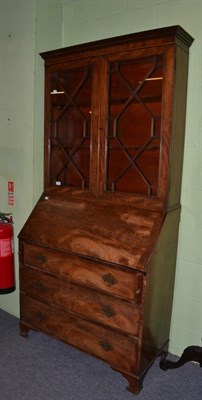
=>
[0,213,15,294]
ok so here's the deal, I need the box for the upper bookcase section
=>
[40,26,194,211]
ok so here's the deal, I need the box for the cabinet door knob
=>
[102,273,117,286]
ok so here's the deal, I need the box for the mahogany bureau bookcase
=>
[19,26,193,394]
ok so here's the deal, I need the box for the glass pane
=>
[105,56,163,196]
[49,66,92,189]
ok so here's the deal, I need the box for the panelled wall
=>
[0,0,201,357]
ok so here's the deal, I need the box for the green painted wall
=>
[0,0,63,316]
[0,0,36,316]
[0,0,201,357]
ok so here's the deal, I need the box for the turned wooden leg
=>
[19,322,30,338]
[160,346,202,370]
[122,372,143,394]
[111,366,144,395]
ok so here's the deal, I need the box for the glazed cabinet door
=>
[44,59,100,195]
[98,47,175,201]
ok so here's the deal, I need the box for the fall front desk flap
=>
[19,195,166,271]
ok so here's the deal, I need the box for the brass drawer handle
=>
[36,254,47,263]
[36,311,46,322]
[102,273,117,287]
[99,339,113,352]
[34,280,45,291]
[102,304,116,318]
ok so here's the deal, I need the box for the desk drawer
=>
[20,266,141,336]
[20,294,139,374]
[22,242,143,303]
